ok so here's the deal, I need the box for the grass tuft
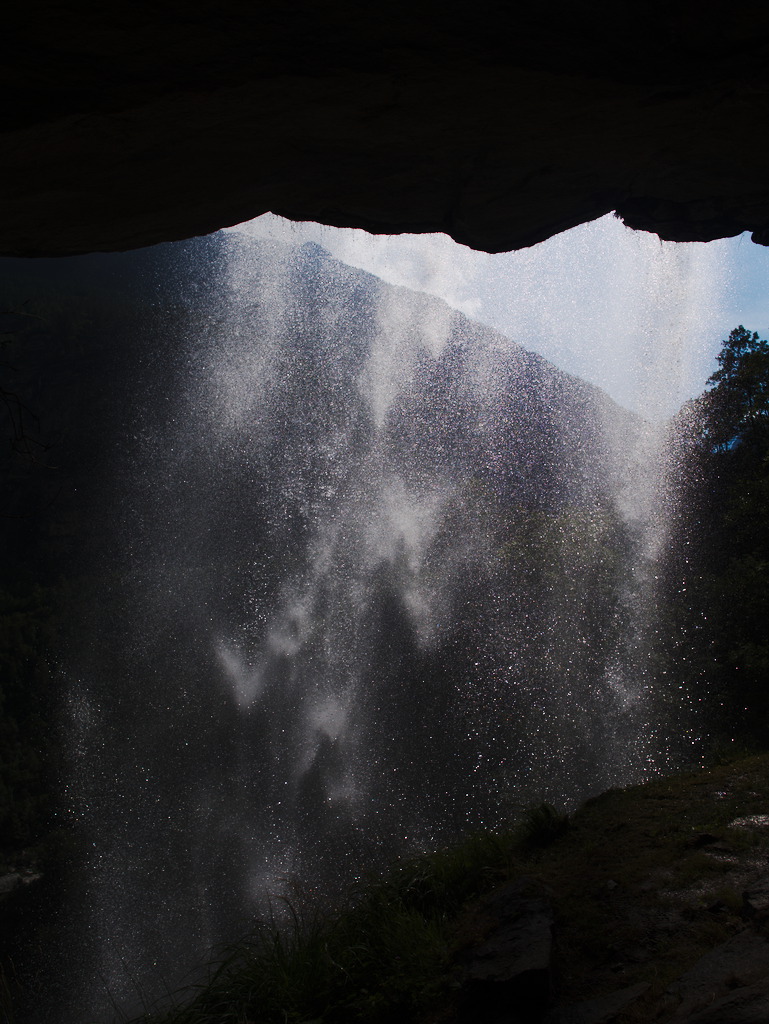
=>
[124,827,528,1024]
[518,802,570,848]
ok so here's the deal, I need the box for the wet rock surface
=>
[447,758,769,1024]
[683,976,769,1024]
[546,982,649,1024]
[741,878,769,919]
[667,930,769,1021]
[459,909,769,1024]
[4,2,769,255]
[456,878,553,1023]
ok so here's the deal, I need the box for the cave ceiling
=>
[3,1,769,257]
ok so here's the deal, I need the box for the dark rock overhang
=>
[4,1,769,256]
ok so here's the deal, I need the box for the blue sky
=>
[232,214,769,420]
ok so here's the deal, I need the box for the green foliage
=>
[706,325,769,451]
[663,326,769,747]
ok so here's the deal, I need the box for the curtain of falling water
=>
[53,219,727,1024]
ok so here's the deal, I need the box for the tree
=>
[705,325,769,454]
[696,327,769,743]
[658,327,769,750]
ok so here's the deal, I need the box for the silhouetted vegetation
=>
[122,808,552,1024]
[662,326,769,748]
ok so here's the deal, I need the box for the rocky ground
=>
[442,753,769,1024]
[6,754,769,1023]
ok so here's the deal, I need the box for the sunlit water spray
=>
[238,213,731,419]
[60,215,733,1022]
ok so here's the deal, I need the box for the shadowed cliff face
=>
[4,1,769,256]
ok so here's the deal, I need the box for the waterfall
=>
[31,218,731,1023]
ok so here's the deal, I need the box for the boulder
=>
[683,976,769,1024]
[667,929,769,1021]
[456,877,554,1024]
[546,982,649,1024]
[742,878,769,918]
